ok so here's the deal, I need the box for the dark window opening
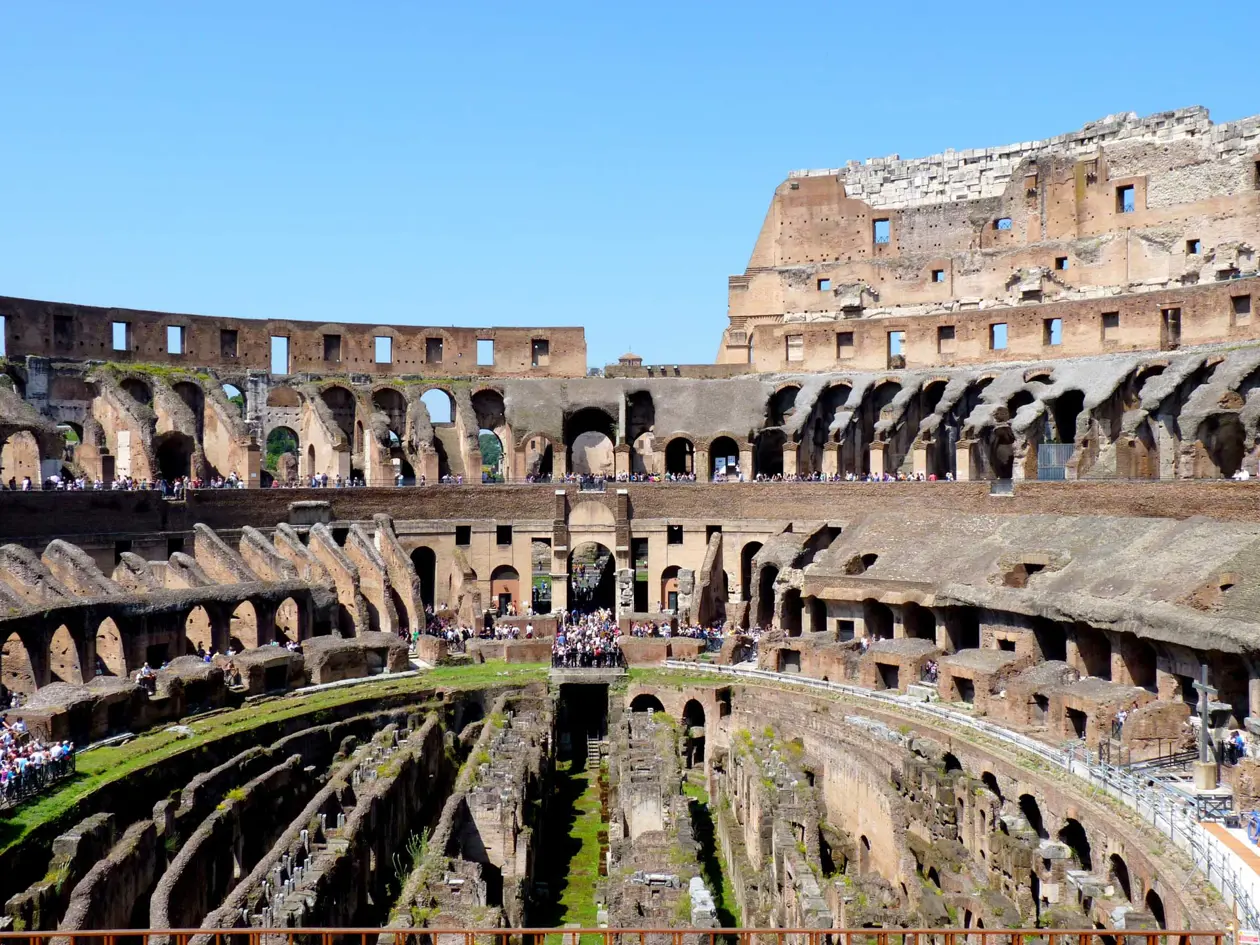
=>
[53,315,74,350]
[323,334,342,362]
[706,525,722,540]
[1187,239,1201,255]
[1232,295,1252,323]
[220,329,239,359]
[931,269,945,283]
[531,338,550,367]
[167,536,185,557]
[667,524,683,545]
[994,217,1013,231]
[426,337,444,363]
[1044,318,1062,346]
[1054,256,1068,271]
[998,638,1016,652]
[374,336,392,364]
[455,525,472,546]
[496,525,512,545]
[836,331,854,359]
[114,539,132,565]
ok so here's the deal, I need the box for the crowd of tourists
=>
[551,610,625,668]
[0,718,75,808]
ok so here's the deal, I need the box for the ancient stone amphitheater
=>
[1,106,1258,940]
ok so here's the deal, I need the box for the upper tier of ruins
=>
[719,107,1260,372]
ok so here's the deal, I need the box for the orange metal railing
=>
[0,929,1228,945]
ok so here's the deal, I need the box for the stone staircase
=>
[906,681,939,702]
[587,738,606,767]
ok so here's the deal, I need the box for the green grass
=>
[0,661,543,855]
[534,759,607,943]
[683,774,742,928]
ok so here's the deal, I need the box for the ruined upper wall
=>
[722,107,1260,370]
[0,295,587,377]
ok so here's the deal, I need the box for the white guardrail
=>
[665,660,1260,929]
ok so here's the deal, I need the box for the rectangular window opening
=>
[887,330,905,367]
[455,525,472,546]
[872,218,890,245]
[994,217,1013,231]
[836,331,854,360]
[1101,311,1121,342]
[531,338,550,367]
[0,315,5,357]
[166,325,185,355]
[1254,160,1260,190]
[1187,239,1202,255]
[990,323,1008,351]
[270,336,290,374]
[111,321,131,352]
[937,325,956,355]
[426,337,444,363]
[1116,185,1135,213]
[1232,295,1252,325]
[53,314,74,350]
[477,338,494,366]
[323,334,342,362]
[817,278,831,292]
[496,524,513,546]
[220,328,239,359]
[931,269,945,283]
[785,334,804,363]
[667,524,684,545]
[1054,257,1068,271]
[1044,318,1062,346]
[374,335,393,364]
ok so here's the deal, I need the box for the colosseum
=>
[0,106,1258,941]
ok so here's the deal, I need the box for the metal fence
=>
[0,928,1227,945]
[1036,444,1076,481]
[665,662,1260,931]
[0,754,76,811]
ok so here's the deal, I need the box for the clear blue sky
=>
[2,2,1257,368]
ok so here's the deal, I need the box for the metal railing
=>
[0,754,76,811]
[0,929,1226,945]
[665,661,1260,930]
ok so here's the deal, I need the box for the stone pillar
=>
[549,573,568,614]
[614,444,632,479]
[696,447,711,482]
[869,443,886,478]
[74,625,96,686]
[955,441,975,481]
[782,443,798,477]
[822,444,839,478]
[891,605,906,639]
[911,443,928,478]
[616,568,634,620]
[254,601,277,647]
[738,446,753,480]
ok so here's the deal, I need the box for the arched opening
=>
[230,600,260,651]
[372,388,408,434]
[942,752,963,774]
[757,564,780,627]
[1197,414,1247,477]
[768,386,800,426]
[155,431,195,481]
[781,587,802,636]
[981,771,1003,804]
[710,436,741,479]
[858,381,902,474]
[96,618,126,676]
[565,408,616,476]
[306,444,316,477]
[858,835,871,874]
[902,602,936,641]
[1109,853,1132,901]
[275,597,301,643]
[1144,889,1166,929]
[660,565,681,612]
[50,625,83,684]
[265,427,300,482]
[625,391,656,474]
[740,542,763,603]
[523,436,554,479]
[682,699,705,730]
[490,564,520,616]
[664,438,694,476]
[1007,389,1036,419]
[682,698,706,766]
[754,429,787,478]
[568,542,616,614]
[630,693,665,713]
[222,383,245,415]
[1048,389,1085,444]
[1,632,36,695]
[320,385,358,442]
[1057,818,1092,870]
[1019,793,1047,838]
[185,606,214,654]
[420,388,454,424]
[120,377,153,406]
[801,384,851,475]
[0,431,42,486]
[863,599,894,640]
[479,429,505,481]
[411,547,437,612]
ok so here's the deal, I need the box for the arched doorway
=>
[710,436,740,479]
[660,565,681,612]
[411,547,437,612]
[682,698,706,766]
[491,565,520,615]
[265,427,300,483]
[121,377,153,406]
[50,625,83,684]
[523,436,555,479]
[155,432,195,481]
[565,408,616,476]
[230,600,260,651]
[754,429,787,477]
[420,388,454,424]
[1058,818,1092,870]
[275,597,301,643]
[568,542,615,613]
[757,564,780,628]
[1,632,36,695]
[665,438,694,476]
[630,693,665,713]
